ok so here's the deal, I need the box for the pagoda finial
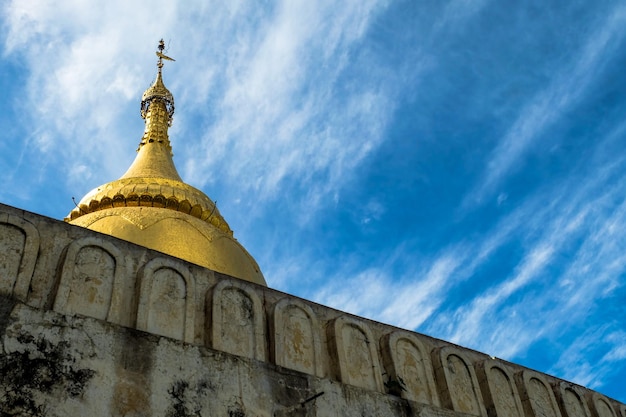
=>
[156,38,175,71]
[136,40,177,155]
[140,39,175,123]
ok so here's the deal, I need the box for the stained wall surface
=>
[0,202,623,416]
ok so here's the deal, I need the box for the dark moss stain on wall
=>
[165,379,214,417]
[0,296,17,335]
[0,334,95,416]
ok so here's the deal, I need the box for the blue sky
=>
[1,0,626,403]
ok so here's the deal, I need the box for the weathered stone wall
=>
[1,296,443,416]
[0,202,623,416]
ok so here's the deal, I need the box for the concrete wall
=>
[0,202,623,416]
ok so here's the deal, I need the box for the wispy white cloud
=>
[435,0,490,32]
[378,254,462,330]
[557,187,626,310]
[311,249,463,330]
[185,0,393,208]
[424,121,626,364]
[550,327,626,390]
[463,3,626,208]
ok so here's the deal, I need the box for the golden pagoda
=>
[66,40,265,286]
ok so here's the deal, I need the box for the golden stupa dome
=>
[66,40,266,286]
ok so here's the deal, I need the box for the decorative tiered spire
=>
[139,39,176,152]
[121,39,181,181]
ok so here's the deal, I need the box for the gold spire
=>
[122,39,179,180]
[138,40,175,150]
[65,40,266,286]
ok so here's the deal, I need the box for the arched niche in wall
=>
[328,316,383,392]
[516,370,562,417]
[554,383,591,417]
[587,393,617,417]
[136,257,195,343]
[54,236,126,324]
[208,280,266,361]
[271,298,323,377]
[380,331,438,405]
[475,359,524,417]
[433,346,487,417]
[0,213,39,301]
